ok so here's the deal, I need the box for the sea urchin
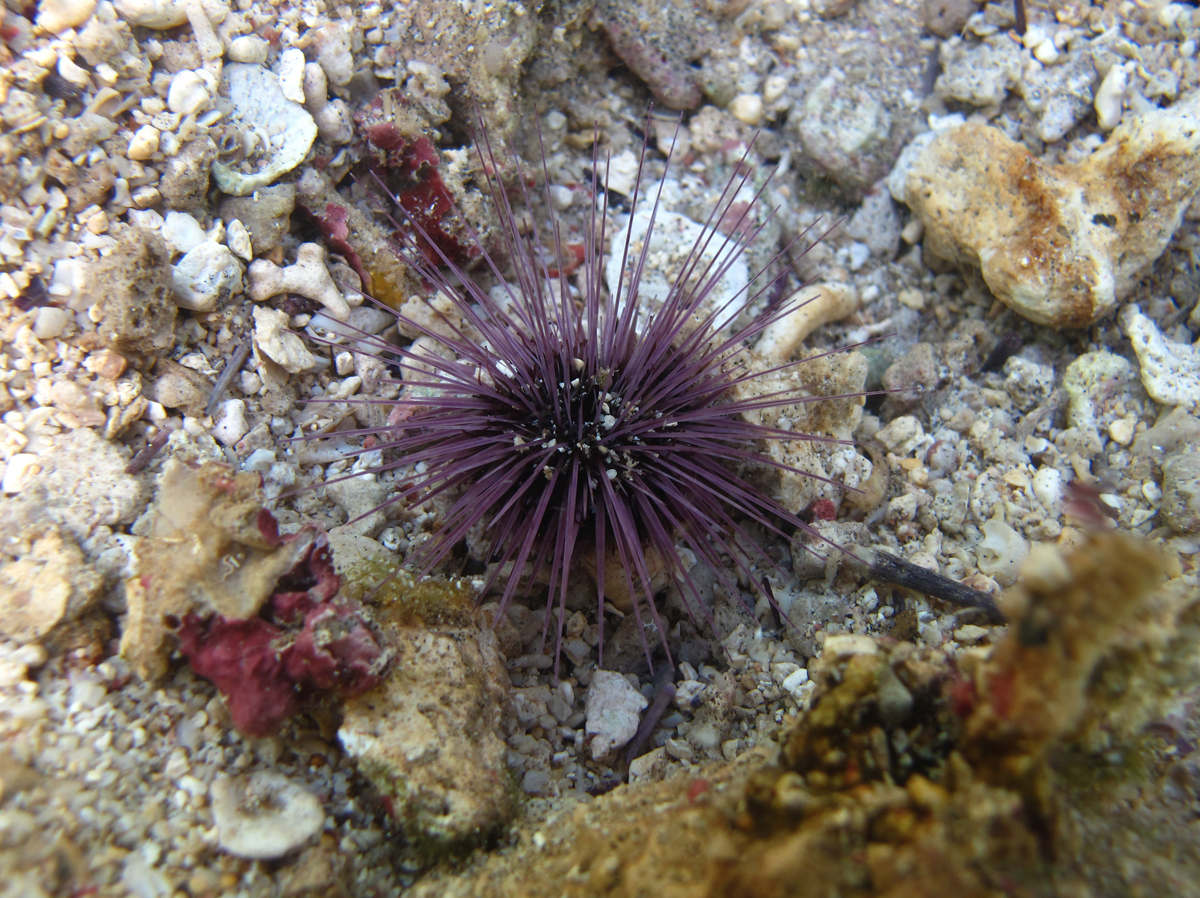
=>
[306,119,856,670]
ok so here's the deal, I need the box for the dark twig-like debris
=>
[870,549,1005,624]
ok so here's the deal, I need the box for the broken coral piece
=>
[178,536,388,737]
[900,91,1200,327]
[121,459,315,680]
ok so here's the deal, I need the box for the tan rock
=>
[0,527,101,642]
[338,593,513,847]
[902,93,1200,327]
[120,460,315,679]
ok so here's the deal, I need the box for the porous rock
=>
[594,0,707,110]
[338,588,513,847]
[901,92,1200,327]
[357,0,536,142]
[411,533,1197,898]
[796,72,895,194]
[89,225,176,357]
[219,183,295,255]
[159,136,217,212]
[1161,446,1200,535]
[922,0,974,37]
[3,427,144,545]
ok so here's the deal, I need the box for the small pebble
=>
[33,307,71,340]
[729,93,764,126]
[112,0,190,28]
[762,74,788,103]
[1031,466,1064,510]
[954,624,989,644]
[161,210,206,254]
[1108,416,1136,446]
[780,668,809,700]
[1095,63,1128,131]
[226,219,253,261]
[277,48,308,105]
[2,453,41,493]
[520,769,550,795]
[127,125,160,161]
[227,34,270,64]
[172,242,243,312]
[36,0,97,33]
[253,306,321,373]
[584,670,648,760]
[167,70,211,116]
[1162,447,1200,534]
[548,185,574,212]
[211,399,249,446]
[628,747,668,782]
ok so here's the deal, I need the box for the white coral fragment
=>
[247,242,350,319]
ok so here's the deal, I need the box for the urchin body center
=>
[506,365,648,489]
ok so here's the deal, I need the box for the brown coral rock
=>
[411,532,1198,898]
[120,459,315,680]
[90,225,177,357]
[904,93,1200,327]
[964,531,1180,777]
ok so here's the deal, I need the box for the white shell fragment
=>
[210,772,323,860]
[171,241,243,312]
[276,47,307,105]
[225,218,253,261]
[584,670,648,760]
[975,518,1029,587]
[253,306,322,373]
[212,64,318,196]
[1094,63,1128,132]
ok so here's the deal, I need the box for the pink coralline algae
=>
[177,528,388,737]
[361,121,471,267]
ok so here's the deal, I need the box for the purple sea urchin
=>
[304,121,859,669]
